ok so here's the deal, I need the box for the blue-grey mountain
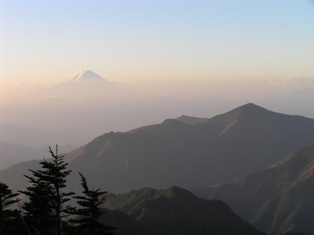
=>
[2,103,314,195]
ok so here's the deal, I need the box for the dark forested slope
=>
[195,146,314,235]
[104,186,267,235]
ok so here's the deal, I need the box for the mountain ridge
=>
[192,145,314,235]
[2,103,314,194]
[105,186,267,235]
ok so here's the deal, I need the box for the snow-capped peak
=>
[69,70,107,83]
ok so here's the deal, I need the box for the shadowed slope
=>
[105,186,266,235]
[197,146,314,235]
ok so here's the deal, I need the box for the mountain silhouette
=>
[193,145,314,235]
[104,186,266,235]
[2,103,314,195]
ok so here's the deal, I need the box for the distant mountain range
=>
[1,103,314,234]
[2,103,314,193]
[102,186,266,235]
[192,145,314,235]
[64,103,314,192]
[0,142,76,170]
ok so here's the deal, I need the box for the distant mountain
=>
[53,69,113,89]
[0,121,93,149]
[0,142,76,170]
[68,69,109,83]
[0,142,41,170]
[104,186,266,235]
[192,146,314,235]
[43,69,131,101]
[2,103,314,195]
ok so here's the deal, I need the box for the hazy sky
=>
[1,0,314,150]
[1,0,314,84]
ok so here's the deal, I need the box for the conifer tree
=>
[71,173,115,235]
[20,178,55,234]
[0,181,20,235]
[20,145,74,235]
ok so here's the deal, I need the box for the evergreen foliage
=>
[19,145,75,235]
[0,181,20,235]
[70,173,115,235]
[19,176,55,234]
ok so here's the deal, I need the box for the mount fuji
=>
[68,69,109,83]
[42,69,139,101]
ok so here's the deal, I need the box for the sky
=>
[1,0,314,155]
[1,0,314,85]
